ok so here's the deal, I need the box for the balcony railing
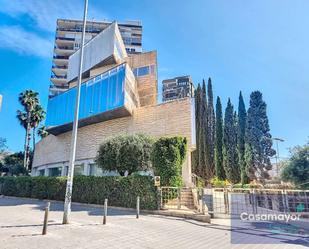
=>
[53,55,69,60]
[54,45,74,50]
[49,84,69,89]
[51,74,67,79]
[57,27,102,33]
[52,65,68,69]
[56,37,75,41]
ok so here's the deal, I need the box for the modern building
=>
[50,19,142,97]
[162,76,195,102]
[33,21,196,186]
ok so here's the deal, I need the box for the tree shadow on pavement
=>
[0,197,137,217]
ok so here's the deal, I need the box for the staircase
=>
[179,188,195,210]
[161,187,211,223]
[164,188,195,210]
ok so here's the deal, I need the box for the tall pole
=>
[63,0,88,224]
[272,137,284,176]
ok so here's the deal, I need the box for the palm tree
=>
[37,125,49,139]
[17,90,39,170]
[30,105,46,150]
[16,109,28,165]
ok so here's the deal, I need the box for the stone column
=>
[61,165,66,176]
[83,163,89,176]
[182,149,192,187]
[44,166,49,176]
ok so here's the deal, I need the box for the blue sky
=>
[0,0,308,158]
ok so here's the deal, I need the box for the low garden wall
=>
[0,175,158,210]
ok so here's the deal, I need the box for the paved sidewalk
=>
[0,197,307,249]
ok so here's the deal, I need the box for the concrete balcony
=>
[51,65,67,76]
[54,47,75,56]
[53,55,69,66]
[45,63,139,135]
[55,37,75,46]
[50,74,67,85]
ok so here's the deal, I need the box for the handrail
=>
[56,37,75,41]
[191,173,205,187]
[53,55,69,59]
[52,65,68,69]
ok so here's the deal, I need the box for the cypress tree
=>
[194,84,204,176]
[194,82,207,178]
[194,85,201,176]
[207,78,215,179]
[201,80,209,179]
[245,91,276,181]
[215,96,225,179]
[223,99,240,183]
[237,92,248,184]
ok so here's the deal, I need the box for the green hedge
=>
[0,175,158,210]
[152,136,187,187]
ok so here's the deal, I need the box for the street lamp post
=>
[62,0,88,224]
[272,137,285,175]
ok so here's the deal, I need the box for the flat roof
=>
[57,18,142,28]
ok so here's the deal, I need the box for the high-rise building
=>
[162,76,195,102]
[50,19,142,97]
[33,22,195,186]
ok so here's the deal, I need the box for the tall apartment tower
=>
[162,76,195,102]
[50,19,142,97]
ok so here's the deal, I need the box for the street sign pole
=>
[62,0,88,224]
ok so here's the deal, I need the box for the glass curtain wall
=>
[46,64,126,128]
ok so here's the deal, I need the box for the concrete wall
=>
[126,51,157,106]
[33,98,195,185]
[67,22,127,82]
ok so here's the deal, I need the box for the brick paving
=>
[0,197,307,249]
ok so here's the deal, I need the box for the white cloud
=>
[0,0,106,57]
[0,0,106,32]
[0,26,53,57]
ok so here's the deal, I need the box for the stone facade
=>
[33,98,195,185]
[36,22,195,186]
[126,51,158,106]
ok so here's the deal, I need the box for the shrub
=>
[0,175,158,210]
[281,143,309,189]
[1,152,28,176]
[152,136,187,186]
[210,177,230,188]
[96,134,154,176]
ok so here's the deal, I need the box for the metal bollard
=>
[157,187,162,210]
[201,189,205,215]
[136,196,140,219]
[103,198,108,225]
[177,188,181,210]
[42,202,50,235]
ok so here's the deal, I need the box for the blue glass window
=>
[45,64,126,128]
[137,66,149,76]
[132,65,156,77]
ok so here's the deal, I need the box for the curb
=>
[1,195,211,223]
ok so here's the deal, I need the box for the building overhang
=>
[67,22,128,83]
[45,63,139,135]
[47,106,131,135]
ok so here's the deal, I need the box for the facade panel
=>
[46,64,128,130]
[50,19,142,97]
